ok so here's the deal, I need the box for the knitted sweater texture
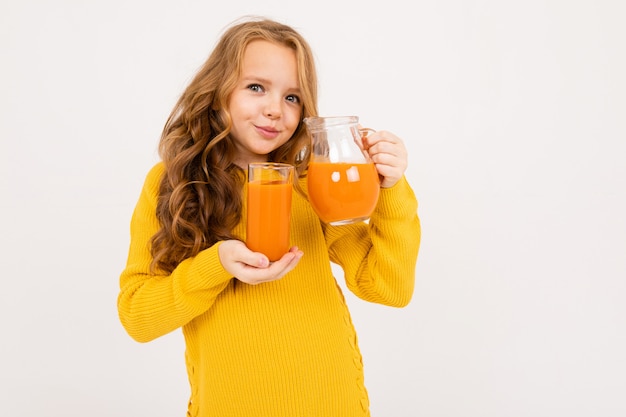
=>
[118,162,420,417]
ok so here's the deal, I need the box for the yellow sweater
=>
[118,162,420,417]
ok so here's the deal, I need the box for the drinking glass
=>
[246,163,294,261]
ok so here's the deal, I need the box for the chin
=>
[255,143,285,155]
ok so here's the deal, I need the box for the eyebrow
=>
[241,75,271,84]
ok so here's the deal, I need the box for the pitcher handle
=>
[355,127,376,159]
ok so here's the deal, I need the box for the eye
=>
[286,94,300,104]
[247,84,264,93]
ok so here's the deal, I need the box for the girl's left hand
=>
[362,130,408,188]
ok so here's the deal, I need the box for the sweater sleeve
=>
[324,176,421,307]
[117,163,233,343]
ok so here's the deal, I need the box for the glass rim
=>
[303,115,359,131]
[248,162,294,169]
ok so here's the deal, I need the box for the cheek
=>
[284,107,302,132]
[228,91,256,118]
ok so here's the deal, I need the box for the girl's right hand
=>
[218,240,303,285]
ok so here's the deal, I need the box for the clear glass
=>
[246,163,294,261]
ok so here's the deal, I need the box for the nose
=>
[264,95,282,119]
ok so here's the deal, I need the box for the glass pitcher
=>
[303,116,380,225]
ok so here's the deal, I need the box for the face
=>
[227,40,302,168]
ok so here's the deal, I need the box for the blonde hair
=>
[151,17,318,273]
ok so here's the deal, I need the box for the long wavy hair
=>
[150,17,319,273]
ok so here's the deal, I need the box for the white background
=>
[1,0,625,416]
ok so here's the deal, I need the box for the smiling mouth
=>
[257,125,278,133]
[256,125,279,138]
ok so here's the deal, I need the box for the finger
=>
[267,248,304,277]
[375,161,405,187]
[368,143,400,160]
[236,247,303,284]
[270,247,303,269]
[363,130,400,148]
[371,147,407,164]
[368,141,407,161]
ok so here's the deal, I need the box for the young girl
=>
[118,17,420,417]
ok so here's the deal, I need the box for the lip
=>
[255,125,280,139]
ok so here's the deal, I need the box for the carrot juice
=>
[246,163,294,261]
[307,161,380,225]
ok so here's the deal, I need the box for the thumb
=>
[220,240,270,269]
[241,247,270,268]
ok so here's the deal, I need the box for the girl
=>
[118,16,420,417]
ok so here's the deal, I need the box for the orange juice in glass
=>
[246,163,294,261]
[304,116,380,225]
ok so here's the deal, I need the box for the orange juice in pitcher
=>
[307,161,379,224]
[304,116,380,225]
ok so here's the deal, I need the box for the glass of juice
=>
[246,162,294,261]
[304,116,380,225]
